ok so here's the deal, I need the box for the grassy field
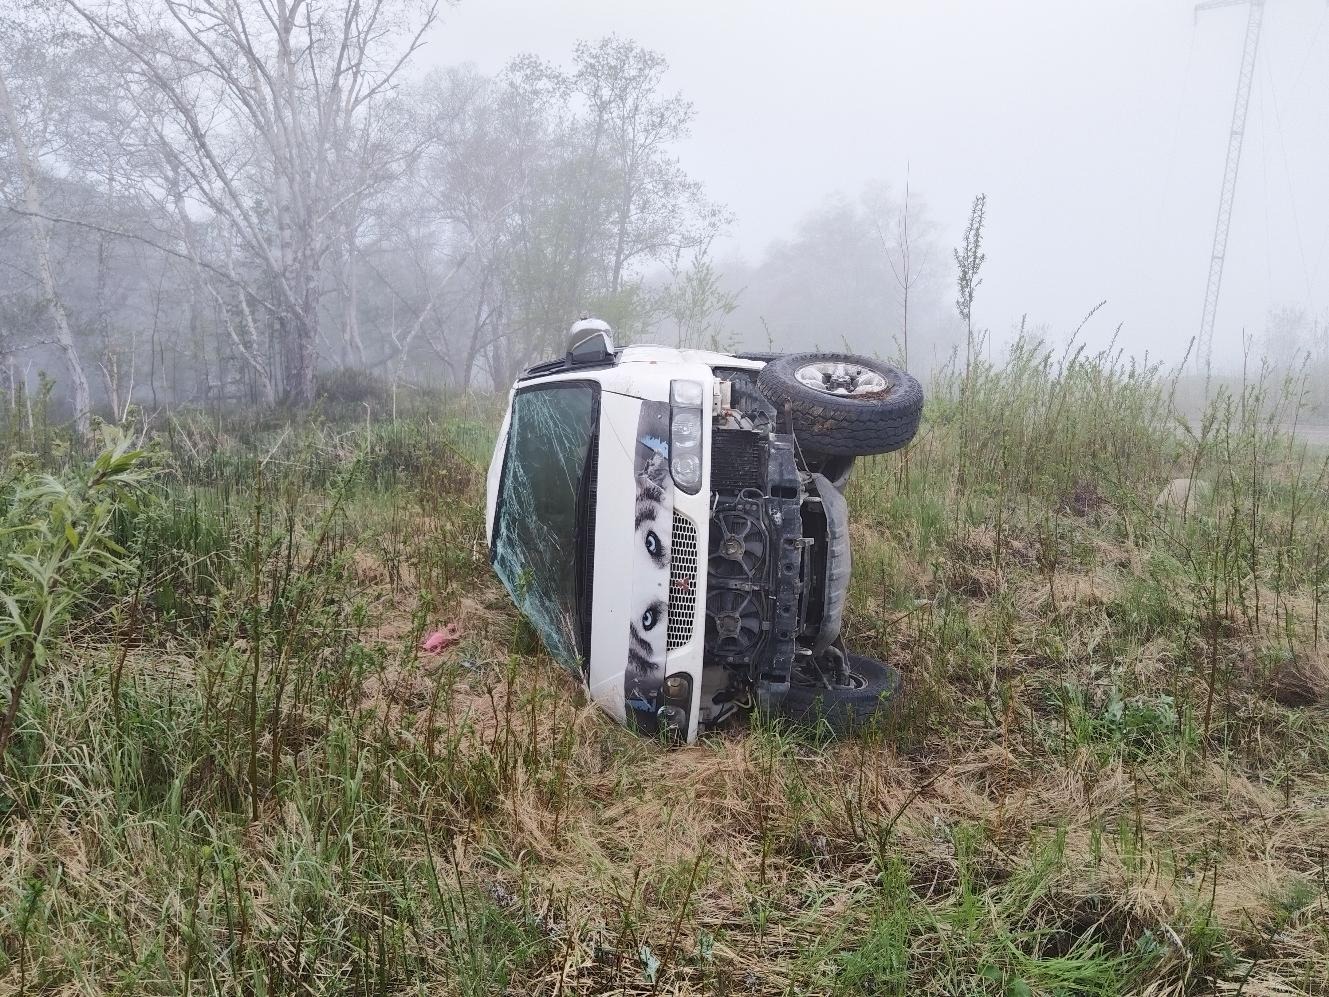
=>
[3,343,1329,995]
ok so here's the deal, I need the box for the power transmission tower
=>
[1195,0,1266,379]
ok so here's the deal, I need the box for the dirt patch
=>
[1059,479,1109,518]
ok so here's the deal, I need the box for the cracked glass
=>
[492,383,598,675]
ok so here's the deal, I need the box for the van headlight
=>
[669,380,704,494]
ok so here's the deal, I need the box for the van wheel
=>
[780,653,902,736]
[757,352,923,456]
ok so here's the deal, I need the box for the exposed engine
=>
[704,494,767,660]
[701,369,806,722]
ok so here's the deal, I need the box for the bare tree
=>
[67,0,439,406]
[0,54,92,436]
[872,173,934,370]
[0,18,728,414]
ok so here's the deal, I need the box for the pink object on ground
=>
[421,624,462,653]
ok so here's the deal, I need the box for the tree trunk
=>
[901,283,910,371]
[0,68,92,438]
[611,181,632,295]
[95,234,121,418]
[342,223,366,367]
[284,255,320,406]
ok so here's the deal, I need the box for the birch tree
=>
[0,25,92,436]
[571,37,722,298]
[66,0,439,405]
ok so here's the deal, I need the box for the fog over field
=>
[1,0,1327,419]
[435,0,1329,366]
[10,5,1329,994]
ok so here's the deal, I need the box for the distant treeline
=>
[0,2,984,433]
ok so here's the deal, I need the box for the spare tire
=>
[779,652,902,736]
[757,352,923,456]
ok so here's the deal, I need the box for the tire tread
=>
[756,353,924,456]
[778,653,902,736]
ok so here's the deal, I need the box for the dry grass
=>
[5,361,1329,994]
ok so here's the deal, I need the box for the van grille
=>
[667,511,698,648]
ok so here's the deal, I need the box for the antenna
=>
[1194,0,1266,383]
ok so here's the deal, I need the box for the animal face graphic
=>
[629,449,670,678]
[625,402,672,724]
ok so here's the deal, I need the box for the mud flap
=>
[810,472,851,657]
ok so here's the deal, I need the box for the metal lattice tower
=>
[1195,0,1266,377]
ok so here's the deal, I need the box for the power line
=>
[1258,64,1273,301]
[1263,55,1315,308]
[1157,28,1198,221]
[1289,3,1328,95]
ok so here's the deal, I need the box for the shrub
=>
[316,367,391,409]
[0,429,156,757]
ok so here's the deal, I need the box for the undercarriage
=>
[698,370,853,730]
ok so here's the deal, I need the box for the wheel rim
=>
[794,361,889,397]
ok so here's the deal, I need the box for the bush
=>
[0,429,156,757]
[316,367,391,409]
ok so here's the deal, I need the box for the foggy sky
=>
[426,0,1329,369]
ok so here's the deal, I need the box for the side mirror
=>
[566,318,615,365]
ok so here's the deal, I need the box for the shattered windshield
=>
[492,382,598,674]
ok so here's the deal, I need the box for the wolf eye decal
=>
[625,400,675,734]
[641,603,662,631]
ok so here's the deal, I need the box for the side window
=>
[492,383,598,674]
